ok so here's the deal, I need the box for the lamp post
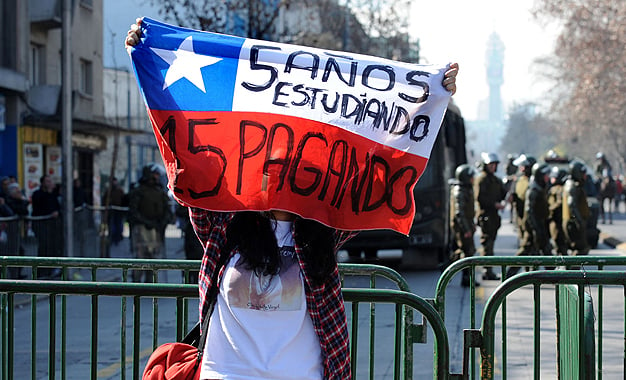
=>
[62,0,74,258]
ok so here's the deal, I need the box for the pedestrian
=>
[547,167,568,256]
[3,182,29,278]
[562,160,591,256]
[507,163,553,277]
[31,175,63,278]
[474,152,507,281]
[127,164,173,283]
[125,17,459,380]
[4,183,29,217]
[102,177,126,245]
[615,175,624,213]
[449,164,477,287]
[0,196,12,217]
[0,176,10,199]
[0,196,14,262]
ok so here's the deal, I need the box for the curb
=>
[600,232,625,250]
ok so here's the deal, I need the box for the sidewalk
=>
[106,224,185,261]
[597,210,626,250]
[470,209,626,379]
[95,224,186,282]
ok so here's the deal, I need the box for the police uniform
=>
[523,164,552,257]
[563,160,590,256]
[475,153,507,280]
[510,155,537,253]
[547,168,568,256]
[449,164,476,286]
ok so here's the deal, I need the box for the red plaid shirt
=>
[189,207,357,379]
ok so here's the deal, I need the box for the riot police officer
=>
[511,154,537,247]
[563,160,591,256]
[548,167,568,256]
[595,152,612,178]
[450,164,477,287]
[507,163,554,277]
[504,154,518,223]
[475,152,507,280]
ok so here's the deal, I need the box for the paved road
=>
[9,209,626,379]
[342,209,626,379]
[95,211,626,379]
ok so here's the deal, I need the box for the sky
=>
[104,0,561,122]
[410,0,561,120]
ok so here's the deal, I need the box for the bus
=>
[342,102,468,269]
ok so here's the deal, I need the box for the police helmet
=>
[596,152,605,160]
[481,152,500,165]
[512,154,536,168]
[533,163,550,176]
[569,160,587,181]
[532,163,550,184]
[549,166,567,184]
[455,164,475,185]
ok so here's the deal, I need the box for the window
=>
[29,43,45,86]
[79,59,93,95]
[1,4,16,69]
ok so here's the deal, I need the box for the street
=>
[343,210,626,379]
[7,210,626,379]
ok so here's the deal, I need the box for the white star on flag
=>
[150,36,222,93]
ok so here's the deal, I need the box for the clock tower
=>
[485,31,505,122]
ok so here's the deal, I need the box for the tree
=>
[145,0,285,39]
[145,0,418,61]
[500,103,557,160]
[531,0,626,172]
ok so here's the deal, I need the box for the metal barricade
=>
[0,258,427,378]
[473,270,626,380]
[556,284,595,379]
[0,256,411,286]
[436,257,626,379]
[0,279,455,380]
[12,207,121,261]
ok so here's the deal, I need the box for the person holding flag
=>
[126,17,458,380]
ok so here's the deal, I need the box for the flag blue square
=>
[131,18,245,112]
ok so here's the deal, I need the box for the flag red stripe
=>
[148,110,428,234]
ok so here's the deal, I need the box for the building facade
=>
[0,0,123,204]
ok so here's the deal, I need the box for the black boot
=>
[482,268,500,281]
[461,269,480,287]
[505,266,520,278]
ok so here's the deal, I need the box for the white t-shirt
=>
[200,220,323,380]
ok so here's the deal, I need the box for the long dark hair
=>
[225,211,337,284]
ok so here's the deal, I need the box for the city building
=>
[0,0,130,204]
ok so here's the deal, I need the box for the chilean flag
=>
[129,17,451,234]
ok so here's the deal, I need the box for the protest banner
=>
[129,17,452,234]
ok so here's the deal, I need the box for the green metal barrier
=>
[0,258,425,379]
[0,257,410,288]
[435,256,626,379]
[0,280,455,380]
[473,270,626,380]
[557,284,595,380]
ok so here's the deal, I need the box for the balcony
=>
[29,0,62,29]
